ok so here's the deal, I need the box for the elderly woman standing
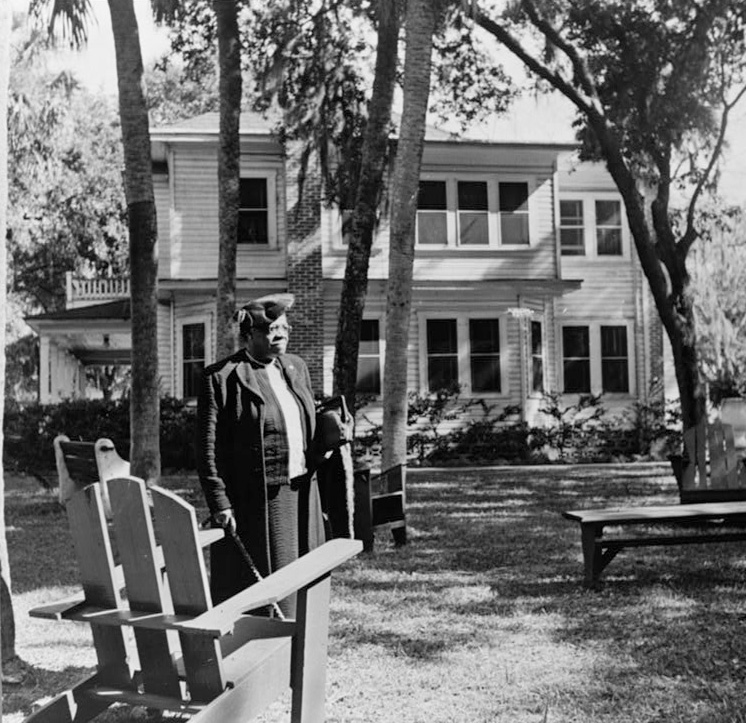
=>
[196,293,325,613]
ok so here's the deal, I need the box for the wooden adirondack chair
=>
[26,476,361,722]
[671,419,746,503]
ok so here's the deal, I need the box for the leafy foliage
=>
[2,396,197,484]
[8,30,128,313]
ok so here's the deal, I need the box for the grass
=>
[5,463,746,722]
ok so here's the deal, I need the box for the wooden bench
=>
[563,501,746,587]
[353,464,407,552]
[26,476,361,722]
[53,435,129,514]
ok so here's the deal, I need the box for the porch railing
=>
[66,272,130,308]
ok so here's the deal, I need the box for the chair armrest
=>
[179,538,362,636]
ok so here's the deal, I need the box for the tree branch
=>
[521,0,599,104]
[466,3,595,118]
[680,81,746,258]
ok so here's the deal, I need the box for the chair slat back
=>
[66,483,133,688]
[108,477,182,698]
[152,485,226,702]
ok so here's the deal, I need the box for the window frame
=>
[418,312,510,397]
[415,173,535,250]
[530,319,545,396]
[558,193,629,259]
[177,315,212,400]
[237,170,278,249]
[558,320,635,397]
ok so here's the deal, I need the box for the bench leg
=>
[22,674,112,723]
[581,524,603,587]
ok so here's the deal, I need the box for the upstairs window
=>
[417,181,448,245]
[356,319,381,395]
[560,200,585,256]
[238,178,269,244]
[458,181,489,246]
[182,323,205,398]
[531,320,544,393]
[595,200,622,256]
[562,326,591,393]
[601,325,629,393]
[499,182,530,245]
[469,319,501,392]
[426,319,458,390]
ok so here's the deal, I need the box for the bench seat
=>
[563,501,746,586]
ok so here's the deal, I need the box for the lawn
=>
[5,463,746,722]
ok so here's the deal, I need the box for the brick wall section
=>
[285,143,324,391]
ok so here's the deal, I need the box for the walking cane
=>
[203,518,286,620]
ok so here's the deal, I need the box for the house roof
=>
[26,299,131,323]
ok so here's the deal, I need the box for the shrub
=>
[3,397,198,483]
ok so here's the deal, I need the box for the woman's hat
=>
[233,293,295,330]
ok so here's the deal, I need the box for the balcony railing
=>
[66,272,130,308]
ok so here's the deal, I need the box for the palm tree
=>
[333,0,401,413]
[35,0,162,483]
[213,0,242,359]
[0,0,16,678]
[381,0,438,471]
[107,0,160,484]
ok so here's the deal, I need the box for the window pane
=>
[532,357,544,393]
[531,321,542,355]
[596,200,622,256]
[564,360,591,393]
[563,326,589,357]
[428,357,459,390]
[601,326,627,356]
[560,228,585,255]
[597,228,622,255]
[359,319,380,355]
[563,326,590,393]
[356,358,381,394]
[238,211,269,244]
[470,319,500,353]
[499,182,528,212]
[458,181,488,210]
[501,214,530,245]
[602,359,629,393]
[596,200,621,226]
[459,212,489,245]
[427,319,458,354]
[184,361,204,398]
[471,357,501,393]
[560,200,583,224]
[417,213,448,245]
[183,323,205,360]
[601,325,629,393]
[240,178,267,208]
[531,320,543,393]
[418,180,447,209]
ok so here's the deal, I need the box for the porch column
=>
[39,336,51,403]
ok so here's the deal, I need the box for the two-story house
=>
[27,109,665,425]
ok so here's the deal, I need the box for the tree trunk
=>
[108,0,160,484]
[214,0,242,359]
[333,0,401,412]
[381,0,437,471]
[0,0,16,672]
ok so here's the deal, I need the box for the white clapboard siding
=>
[167,146,286,280]
[556,261,637,320]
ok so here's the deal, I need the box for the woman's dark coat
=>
[196,348,325,603]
